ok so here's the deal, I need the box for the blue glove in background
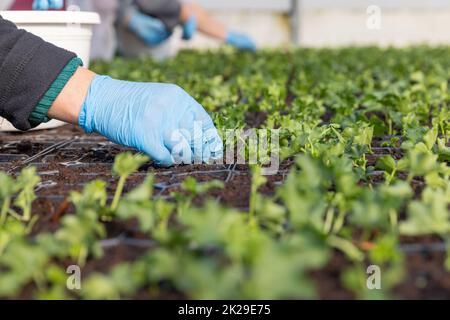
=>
[182,16,198,40]
[129,11,172,46]
[79,76,223,167]
[225,31,257,51]
[32,0,64,10]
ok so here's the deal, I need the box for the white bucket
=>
[0,10,100,132]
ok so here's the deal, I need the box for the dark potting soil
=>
[245,111,268,128]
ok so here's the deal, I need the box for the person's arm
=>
[50,68,223,166]
[133,0,226,39]
[134,0,182,32]
[180,2,256,51]
[47,67,96,124]
[117,0,173,46]
[0,16,223,166]
[134,0,256,51]
[179,2,226,40]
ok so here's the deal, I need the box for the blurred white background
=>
[181,0,450,48]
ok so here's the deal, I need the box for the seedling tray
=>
[2,48,450,300]
[1,124,449,299]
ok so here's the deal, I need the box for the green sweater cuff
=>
[29,57,83,126]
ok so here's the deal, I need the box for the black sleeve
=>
[0,15,76,131]
[135,0,182,31]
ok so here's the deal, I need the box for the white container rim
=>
[0,10,100,25]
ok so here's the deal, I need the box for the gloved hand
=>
[79,76,223,167]
[225,31,257,51]
[128,10,171,46]
[32,0,64,10]
[182,15,198,41]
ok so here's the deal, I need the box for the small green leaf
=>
[423,127,438,150]
[376,156,396,172]
[113,152,149,178]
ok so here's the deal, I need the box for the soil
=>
[245,111,268,128]
[394,235,450,299]
[1,124,449,300]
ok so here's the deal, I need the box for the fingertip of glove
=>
[50,0,64,9]
[182,16,198,40]
[154,155,175,167]
[33,0,48,10]
[151,147,176,167]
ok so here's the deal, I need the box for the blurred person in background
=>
[9,0,256,61]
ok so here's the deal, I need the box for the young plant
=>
[13,167,41,222]
[172,177,224,217]
[116,175,155,232]
[56,180,108,265]
[111,152,149,211]
[437,138,450,162]
[182,176,224,196]
[0,240,50,298]
[376,155,408,185]
[0,172,16,226]
[399,186,450,236]
[0,167,40,226]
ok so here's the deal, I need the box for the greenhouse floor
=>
[1,125,449,299]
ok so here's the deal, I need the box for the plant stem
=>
[23,205,31,222]
[386,168,396,186]
[389,208,398,231]
[323,207,334,234]
[77,246,88,267]
[328,235,364,262]
[388,118,393,136]
[308,137,315,155]
[249,194,256,226]
[0,197,11,226]
[8,209,23,221]
[332,210,346,234]
[26,215,39,234]
[111,175,126,211]
[361,154,367,172]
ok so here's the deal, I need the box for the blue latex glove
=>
[225,31,257,51]
[128,11,171,46]
[32,0,64,10]
[182,15,198,41]
[79,76,223,167]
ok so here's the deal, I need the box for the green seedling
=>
[117,175,155,232]
[172,177,224,217]
[14,167,41,222]
[111,152,149,211]
[57,180,108,265]
[2,47,450,300]
[0,172,16,226]
[376,155,408,185]
[0,167,40,226]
